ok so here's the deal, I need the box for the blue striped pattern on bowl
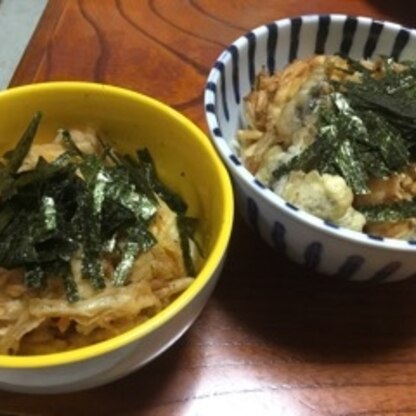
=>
[205,14,416,283]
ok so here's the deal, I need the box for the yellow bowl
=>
[0,82,234,393]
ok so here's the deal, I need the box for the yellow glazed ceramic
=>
[0,82,234,393]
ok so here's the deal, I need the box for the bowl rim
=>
[204,13,416,253]
[0,81,234,368]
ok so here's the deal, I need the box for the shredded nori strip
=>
[73,185,106,290]
[24,265,46,290]
[0,112,42,198]
[136,149,188,214]
[177,215,198,276]
[357,199,416,222]
[4,112,42,173]
[59,129,84,157]
[112,241,140,287]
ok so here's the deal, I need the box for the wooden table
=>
[3,1,416,415]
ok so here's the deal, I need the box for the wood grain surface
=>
[3,1,416,415]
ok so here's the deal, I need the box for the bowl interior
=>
[0,82,233,366]
[205,14,416,252]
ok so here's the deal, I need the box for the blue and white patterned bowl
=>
[205,14,416,283]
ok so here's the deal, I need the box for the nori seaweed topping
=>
[0,116,197,301]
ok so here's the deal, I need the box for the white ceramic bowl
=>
[205,14,416,283]
[0,82,234,393]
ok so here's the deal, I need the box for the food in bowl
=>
[0,81,232,393]
[0,112,201,355]
[238,54,416,240]
[205,14,416,284]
